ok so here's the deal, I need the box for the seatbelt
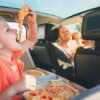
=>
[45,43,59,67]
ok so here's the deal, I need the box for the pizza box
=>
[35,68,87,92]
[24,73,79,100]
[24,69,88,100]
[24,68,87,93]
[72,85,100,100]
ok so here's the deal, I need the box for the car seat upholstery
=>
[74,10,100,88]
[29,23,74,80]
[20,50,36,70]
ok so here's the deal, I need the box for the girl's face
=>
[0,21,22,51]
[58,26,71,42]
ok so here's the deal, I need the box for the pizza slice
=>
[17,5,29,42]
[24,70,46,78]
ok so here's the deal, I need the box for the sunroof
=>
[0,0,100,18]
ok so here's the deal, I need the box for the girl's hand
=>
[26,6,36,25]
[0,75,36,100]
[25,6,37,42]
[13,74,36,95]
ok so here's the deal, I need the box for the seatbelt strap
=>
[45,43,59,67]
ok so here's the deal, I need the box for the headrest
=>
[45,24,58,42]
[82,9,100,40]
[38,23,58,43]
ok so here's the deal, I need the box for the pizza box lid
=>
[36,73,57,83]
[36,73,57,90]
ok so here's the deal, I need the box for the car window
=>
[7,22,27,41]
[66,23,82,33]
[37,25,45,39]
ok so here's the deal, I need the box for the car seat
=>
[29,23,74,80]
[74,9,100,88]
[20,50,36,70]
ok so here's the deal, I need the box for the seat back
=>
[20,50,36,70]
[75,47,100,88]
[29,23,58,72]
[74,9,100,88]
[29,45,54,71]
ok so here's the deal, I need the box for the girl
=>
[0,6,37,100]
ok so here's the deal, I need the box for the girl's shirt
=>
[0,51,24,100]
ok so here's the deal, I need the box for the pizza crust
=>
[17,5,29,42]
[24,70,46,78]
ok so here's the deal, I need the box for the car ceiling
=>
[0,0,100,25]
[0,0,100,18]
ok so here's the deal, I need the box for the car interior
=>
[0,4,100,99]
[29,8,100,89]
